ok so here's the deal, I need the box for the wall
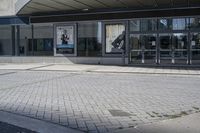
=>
[0,56,129,65]
[0,0,16,16]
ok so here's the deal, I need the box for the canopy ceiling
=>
[17,0,200,15]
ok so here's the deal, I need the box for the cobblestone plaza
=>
[0,67,199,133]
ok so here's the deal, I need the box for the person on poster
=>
[61,30,69,45]
[112,31,126,50]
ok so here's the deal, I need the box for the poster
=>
[56,25,74,54]
[105,24,125,53]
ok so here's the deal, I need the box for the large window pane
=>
[130,19,157,32]
[159,19,172,30]
[0,25,12,56]
[173,18,186,30]
[191,33,200,64]
[105,24,125,53]
[130,34,156,64]
[141,19,157,31]
[190,18,200,30]
[78,22,102,56]
[33,24,53,56]
[130,34,142,63]
[130,20,140,32]
[19,25,32,56]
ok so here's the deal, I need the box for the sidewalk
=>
[115,113,200,133]
[0,63,200,75]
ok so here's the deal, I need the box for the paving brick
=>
[0,70,200,132]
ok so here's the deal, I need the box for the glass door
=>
[130,34,143,63]
[143,34,157,64]
[172,33,188,64]
[130,34,157,64]
[191,32,200,65]
[159,34,172,64]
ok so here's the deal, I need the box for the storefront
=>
[0,0,200,65]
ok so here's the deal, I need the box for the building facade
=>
[0,0,200,65]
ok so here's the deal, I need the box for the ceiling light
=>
[82,8,89,11]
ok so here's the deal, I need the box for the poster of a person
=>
[56,26,74,50]
[61,30,69,45]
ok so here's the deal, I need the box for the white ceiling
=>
[17,0,200,15]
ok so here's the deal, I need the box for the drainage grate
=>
[108,110,132,117]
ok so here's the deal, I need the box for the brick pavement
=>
[0,70,200,133]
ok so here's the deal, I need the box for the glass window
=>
[0,25,12,56]
[159,18,172,30]
[105,24,125,54]
[172,18,186,30]
[33,24,54,56]
[130,34,142,62]
[141,19,157,31]
[19,25,32,56]
[190,18,200,30]
[191,33,200,64]
[130,20,140,32]
[78,22,102,56]
[130,19,157,32]
[130,34,156,64]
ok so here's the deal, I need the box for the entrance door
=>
[191,32,200,65]
[173,33,188,64]
[159,34,172,64]
[130,34,157,64]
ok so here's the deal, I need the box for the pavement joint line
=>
[0,72,17,76]
[0,110,84,133]
[25,64,55,71]
[0,72,80,92]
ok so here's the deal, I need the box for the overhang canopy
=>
[17,0,200,16]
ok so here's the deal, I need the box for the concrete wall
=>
[0,0,17,16]
[0,56,129,65]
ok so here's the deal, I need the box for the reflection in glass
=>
[0,25,12,55]
[159,34,172,64]
[173,33,188,63]
[105,24,125,53]
[78,22,102,56]
[19,25,32,56]
[191,33,200,64]
[130,20,140,32]
[173,18,186,30]
[130,34,156,64]
[130,19,157,32]
[130,35,142,63]
[190,18,200,30]
[159,19,172,30]
[33,24,53,56]
[141,19,157,31]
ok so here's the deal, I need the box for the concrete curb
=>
[0,111,83,133]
